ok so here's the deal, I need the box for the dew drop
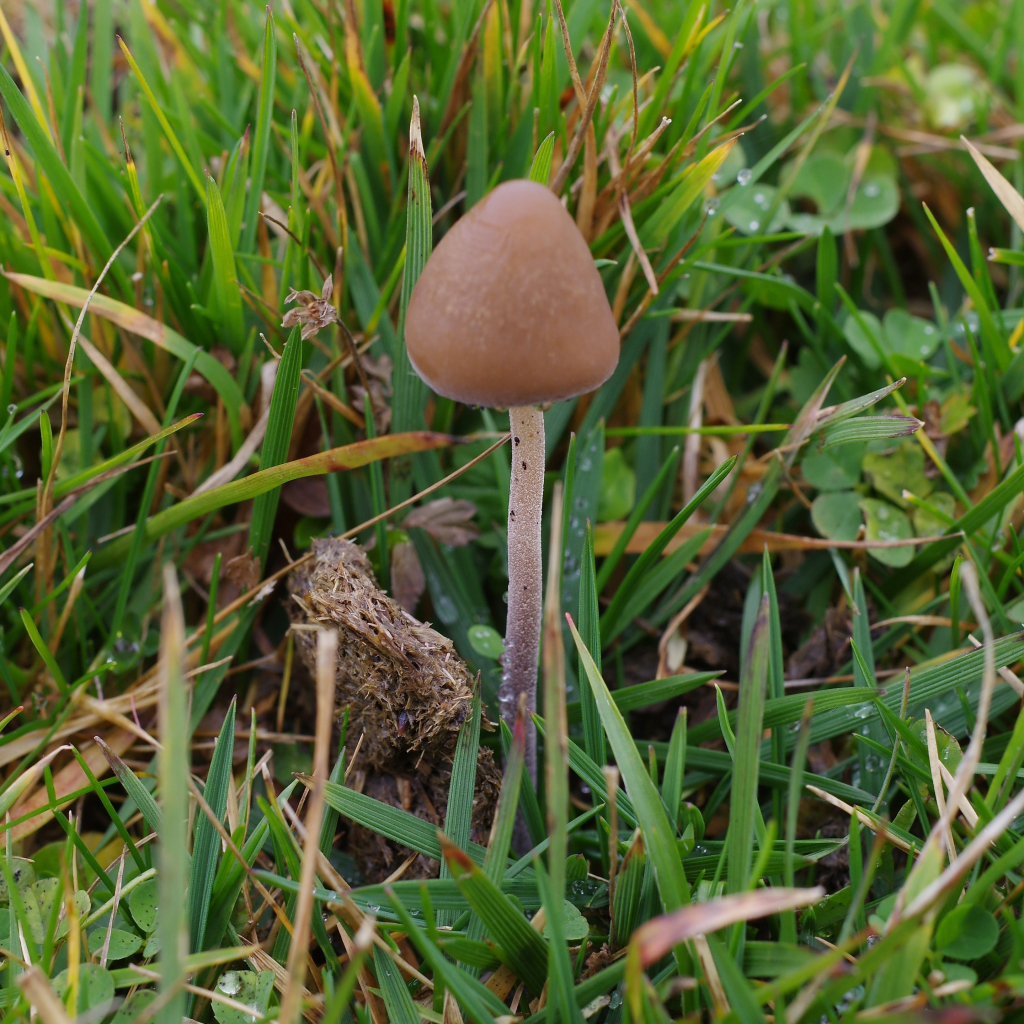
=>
[748,220,760,232]
[736,167,753,186]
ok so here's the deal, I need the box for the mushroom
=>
[406,178,619,778]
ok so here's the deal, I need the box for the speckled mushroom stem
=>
[500,405,545,783]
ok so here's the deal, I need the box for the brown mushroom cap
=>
[406,179,620,407]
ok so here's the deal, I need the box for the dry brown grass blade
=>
[42,195,164,534]
[924,709,957,862]
[75,332,162,436]
[438,0,497,136]
[279,627,337,1024]
[550,1,616,194]
[917,561,994,862]
[962,134,1024,233]
[804,785,913,853]
[17,966,73,1024]
[11,731,134,841]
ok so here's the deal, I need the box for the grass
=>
[2,0,1024,1020]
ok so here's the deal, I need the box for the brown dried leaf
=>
[632,887,825,967]
[391,541,426,613]
[282,477,332,518]
[225,551,261,592]
[404,498,479,547]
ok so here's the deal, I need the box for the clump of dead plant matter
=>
[287,536,501,880]
[287,536,482,769]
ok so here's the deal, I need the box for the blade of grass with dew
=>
[578,521,606,770]
[568,616,690,913]
[600,456,736,640]
[438,686,481,926]
[441,838,549,992]
[373,944,420,1024]
[386,889,515,1024]
[596,444,681,592]
[727,594,769,900]
[567,670,720,722]
[188,697,235,956]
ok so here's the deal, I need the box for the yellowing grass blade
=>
[962,134,1024,234]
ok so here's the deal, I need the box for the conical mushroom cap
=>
[406,179,620,407]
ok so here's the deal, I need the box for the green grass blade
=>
[534,853,584,1023]
[5,274,245,445]
[373,945,420,1024]
[0,64,125,292]
[528,132,555,184]
[392,100,432,442]
[386,888,513,1024]
[96,431,453,569]
[20,608,67,694]
[321,779,485,865]
[568,616,689,911]
[188,697,235,954]
[248,326,303,570]
[240,9,276,253]
[157,567,189,1024]
[567,671,720,722]
[206,175,245,354]
[98,737,164,838]
[728,595,770,896]
[439,687,482,925]
[923,202,1010,370]
[442,838,549,992]
[595,444,680,592]
[118,36,205,202]
[0,563,33,606]
[661,708,687,831]
[577,522,606,766]
[600,456,736,640]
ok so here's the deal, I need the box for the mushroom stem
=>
[501,405,545,782]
